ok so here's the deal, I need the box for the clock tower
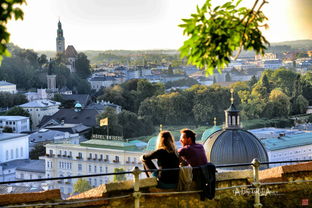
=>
[56,20,65,53]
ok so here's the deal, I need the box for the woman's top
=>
[143,149,179,184]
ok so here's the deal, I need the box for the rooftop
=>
[19,99,60,108]
[80,139,145,152]
[15,159,45,173]
[0,133,27,142]
[0,81,15,86]
[261,131,312,151]
[0,116,29,120]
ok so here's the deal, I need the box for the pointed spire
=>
[230,88,234,104]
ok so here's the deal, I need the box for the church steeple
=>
[56,20,65,53]
[224,88,240,129]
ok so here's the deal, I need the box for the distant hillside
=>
[270,39,312,50]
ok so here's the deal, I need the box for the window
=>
[6,150,8,160]
[105,167,108,173]
[94,154,97,159]
[115,156,119,162]
[30,174,33,179]
[78,164,82,171]
[49,150,53,156]
[15,148,18,158]
[94,166,97,173]
[105,155,109,161]
[69,151,72,157]
[10,149,13,159]
[100,154,103,160]
[78,152,82,158]
[89,165,92,172]
[20,173,24,179]
[94,178,97,186]
[89,153,92,159]
[100,166,103,172]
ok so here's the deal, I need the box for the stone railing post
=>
[251,158,262,208]
[132,166,142,208]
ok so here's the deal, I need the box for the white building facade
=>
[0,133,29,163]
[0,116,30,133]
[0,81,16,94]
[19,99,60,130]
[43,138,145,195]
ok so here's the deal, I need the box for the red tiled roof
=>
[65,45,78,57]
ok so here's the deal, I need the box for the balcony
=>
[113,160,119,163]
[76,156,83,160]
[57,154,61,157]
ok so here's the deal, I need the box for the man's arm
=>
[178,148,188,166]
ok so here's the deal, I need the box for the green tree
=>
[271,68,298,96]
[75,52,91,79]
[29,144,46,160]
[167,64,174,75]
[0,0,26,63]
[38,54,48,68]
[225,72,231,82]
[248,75,258,89]
[5,106,30,117]
[268,88,291,118]
[179,0,269,74]
[113,168,126,182]
[292,95,309,115]
[73,179,92,193]
[3,126,13,133]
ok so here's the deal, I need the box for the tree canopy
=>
[179,0,269,75]
[0,0,26,63]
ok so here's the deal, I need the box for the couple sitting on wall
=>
[140,129,209,189]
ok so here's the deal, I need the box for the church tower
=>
[56,20,65,53]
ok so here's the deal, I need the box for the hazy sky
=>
[7,0,312,51]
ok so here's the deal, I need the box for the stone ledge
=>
[259,161,312,182]
[0,189,61,206]
[67,177,157,200]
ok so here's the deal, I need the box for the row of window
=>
[5,147,24,161]
[273,148,312,158]
[59,161,72,170]
[0,121,16,125]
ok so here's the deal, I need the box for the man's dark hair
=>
[180,128,196,143]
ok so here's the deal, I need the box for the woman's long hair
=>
[156,131,177,155]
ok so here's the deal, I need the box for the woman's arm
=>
[141,149,161,161]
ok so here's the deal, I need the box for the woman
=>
[141,131,179,189]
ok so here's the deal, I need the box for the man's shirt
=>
[178,143,208,167]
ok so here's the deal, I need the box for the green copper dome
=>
[201,125,222,142]
[146,136,157,151]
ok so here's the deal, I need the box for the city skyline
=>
[7,0,312,51]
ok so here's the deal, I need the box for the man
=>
[178,128,207,167]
